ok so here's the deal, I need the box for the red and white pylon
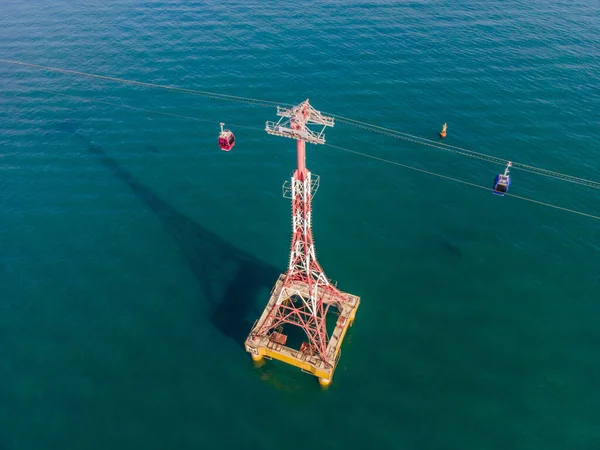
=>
[252,100,351,364]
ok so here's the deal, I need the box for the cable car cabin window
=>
[496,183,507,193]
[228,135,235,144]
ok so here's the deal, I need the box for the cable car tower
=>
[245,100,360,387]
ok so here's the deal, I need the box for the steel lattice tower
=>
[245,100,360,386]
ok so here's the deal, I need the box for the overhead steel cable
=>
[326,115,600,190]
[324,143,600,222]
[1,59,599,189]
[27,88,600,223]
[0,59,292,108]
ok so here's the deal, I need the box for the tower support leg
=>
[245,168,360,386]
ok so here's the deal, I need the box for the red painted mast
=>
[251,100,350,365]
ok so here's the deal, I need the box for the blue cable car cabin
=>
[493,161,512,196]
[493,174,510,195]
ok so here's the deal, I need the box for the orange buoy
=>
[439,123,447,138]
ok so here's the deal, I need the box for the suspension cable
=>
[33,88,257,130]
[28,88,600,223]
[0,59,292,109]
[324,143,600,222]
[2,59,599,190]
[327,115,600,190]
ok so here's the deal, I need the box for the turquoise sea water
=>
[2,1,600,448]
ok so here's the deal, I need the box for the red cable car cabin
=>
[218,122,235,151]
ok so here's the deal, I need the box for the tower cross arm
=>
[265,121,327,145]
[276,100,335,127]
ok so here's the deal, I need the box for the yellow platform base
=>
[245,274,360,387]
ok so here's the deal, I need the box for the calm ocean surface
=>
[1,1,600,448]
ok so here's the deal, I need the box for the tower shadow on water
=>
[75,132,280,349]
